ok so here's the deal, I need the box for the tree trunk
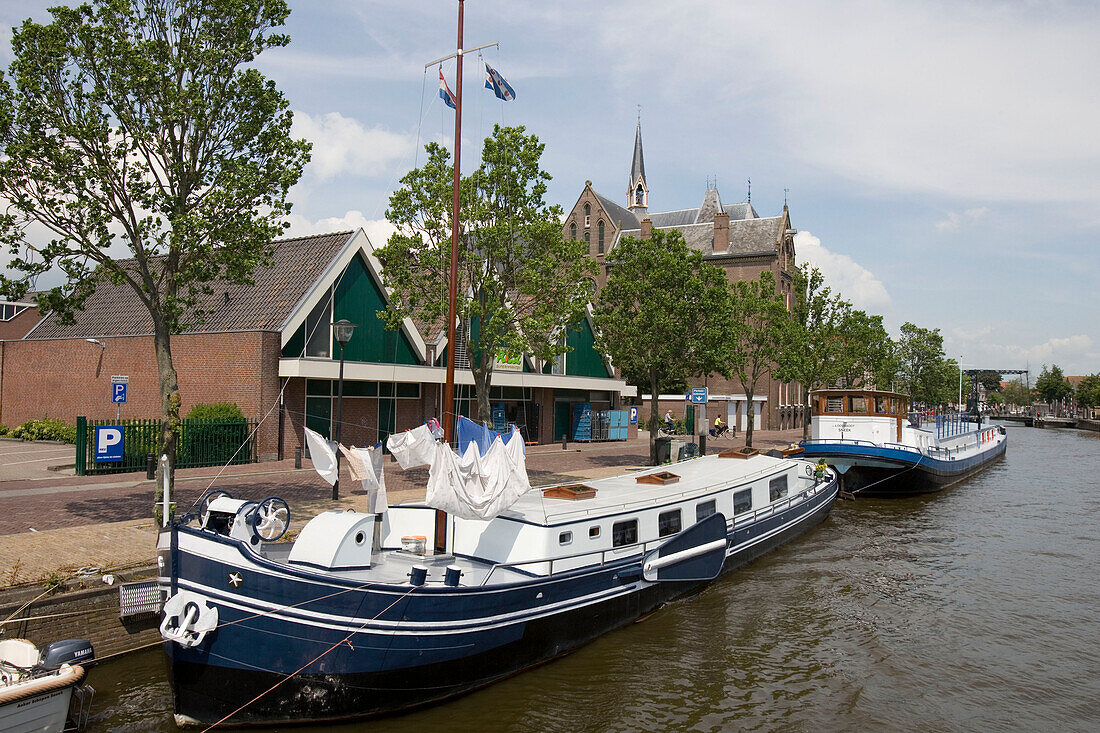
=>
[649,369,660,466]
[471,354,494,424]
[744,386,756,448]
[152,315,180,521]
[803,389,813,441]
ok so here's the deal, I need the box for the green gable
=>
[542,318,613,378]
[335,253,419,365]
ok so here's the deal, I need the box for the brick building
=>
[0,230,634,460]
[563,122,804,432]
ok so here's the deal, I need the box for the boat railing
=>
[801,438,880,448]
[480,477,831,586]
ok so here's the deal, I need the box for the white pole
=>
[160,453,170,527]
[958,359,963,409]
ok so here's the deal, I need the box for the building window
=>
[584,203,591,228]
[658,509,682,537]
[559,531,573,545]
[597,220,605,253]
[769,475,788,501]
[0,303,29,321]
[570,222,577,240]
[585,231,590,245]
[612,519,638,547]
[734,488,752,515]
[589,525,600,539]
[696,499,716,522]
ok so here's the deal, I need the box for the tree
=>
[724,271,790,448]
[895,323,954,406]
[377,125,594,423]
[1002,379,1034,409]
[0,1,309,497]
[836,308,894,390]
[776,265,849,440]
[976,370,1003,393]
[1035,364,1072,405]
[594,230,730,465]
[1077,374,1100,410]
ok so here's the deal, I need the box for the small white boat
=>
[0,638,95,733]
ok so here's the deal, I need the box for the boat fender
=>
[160,591,219,648]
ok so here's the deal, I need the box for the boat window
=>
[875,396,886,414]
[612,519,638,547]
[696,499,716,522]
[849,396,868,413]
[733,488,752,515]
[658,509,682,537]
[825,396,844,413]
[769,475,788,501]
[559,531,573,545]
[589,525,600,539]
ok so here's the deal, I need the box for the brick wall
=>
[0,332,280,457]
[0,305,41,340]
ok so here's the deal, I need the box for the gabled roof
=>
[28,231,354,340]
[593,191,639,230]
[616,216,784,257]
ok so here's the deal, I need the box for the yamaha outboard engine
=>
[36,638,95,671]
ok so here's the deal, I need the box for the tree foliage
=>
[1002,379,1034,408]
[895,322,956,406]
[1035,364,1072,404]
[724,270,789,448]
[594,230,730,464]
[1076,374,1100,410]
[377,125,594,423]
[0,0,309,494]
[776,265,848,439]
[836,308,895,390]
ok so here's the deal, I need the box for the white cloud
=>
[948,332,1095,376]
[291,111,415,182]
[795,230,891,312]
[934,207,989,233]
[282,210,397,248]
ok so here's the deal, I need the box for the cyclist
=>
[663,410,674,434]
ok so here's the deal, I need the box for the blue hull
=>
[800,436,1006,496]
[161,479,838,726]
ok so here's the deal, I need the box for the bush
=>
[186,402,246,421]
[13,418,77,443]
[0,424,9,436]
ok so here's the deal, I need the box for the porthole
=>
[355,531,366,545]
[589,526,601,539]
[559,531,573,545]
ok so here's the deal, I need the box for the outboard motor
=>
[36,638,95,671]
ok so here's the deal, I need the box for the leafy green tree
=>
[1035,364,1072,405]
[895,322,955,406]
[776,265,849,440]
[378,125,594,423]
[725,271,790,448]
[1076,374,1100,410]
[594,230,730,464]
[1002,379,1034,409]
[0,0,309,496]
[836,308,895,390]
[976,370,1003,393]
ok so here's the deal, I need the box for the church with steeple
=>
[563,121,804,433]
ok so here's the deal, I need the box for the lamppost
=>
[331,319,356,500]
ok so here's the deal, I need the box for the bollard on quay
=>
[698,432,707,456]
[146,453,155,480]
[294,446,302,469]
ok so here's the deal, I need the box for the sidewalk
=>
[0,428,803,588]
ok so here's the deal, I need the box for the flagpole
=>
[443,0,463,448]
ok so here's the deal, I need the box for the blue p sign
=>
[112,382,127,403]
[94,426,124,462]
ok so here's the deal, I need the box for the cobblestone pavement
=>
[0,429,803,586]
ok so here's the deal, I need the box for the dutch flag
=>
[438,68,457,110]
[484,61,516,102]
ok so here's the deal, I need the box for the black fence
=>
[75,416,258,475]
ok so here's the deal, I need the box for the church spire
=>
[627,114,648,215]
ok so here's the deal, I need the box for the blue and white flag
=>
[484,61,516,101]
[438,68,457,110]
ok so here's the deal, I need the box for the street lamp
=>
[331,319,356,500]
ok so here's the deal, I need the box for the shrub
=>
[0,424,9,436]
[13,418,77,443]
[186,402,246,421]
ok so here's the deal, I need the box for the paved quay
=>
[0,429,803,588]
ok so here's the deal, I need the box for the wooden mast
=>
[442,0,464,446]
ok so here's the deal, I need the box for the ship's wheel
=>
[198,489,233,528]
[248,496,290,542]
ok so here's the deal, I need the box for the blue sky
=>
[2,1,1098,376]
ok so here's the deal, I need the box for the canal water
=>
[87,424,1100,731]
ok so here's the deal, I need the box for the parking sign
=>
[111,375,129,404]
[94,425,125,462]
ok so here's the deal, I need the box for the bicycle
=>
[708,424,735,439]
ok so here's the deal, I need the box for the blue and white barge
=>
[799,389,1007,496]
[157,451,837,726]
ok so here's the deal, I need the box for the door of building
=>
[553,402,572,443]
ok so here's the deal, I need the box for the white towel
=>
[341,444,388,514]
[386,424,437,469]
[303,427,338,486]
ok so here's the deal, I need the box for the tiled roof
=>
[28,231,354,339]
[616,216,782,257]
[593,192,639,230]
